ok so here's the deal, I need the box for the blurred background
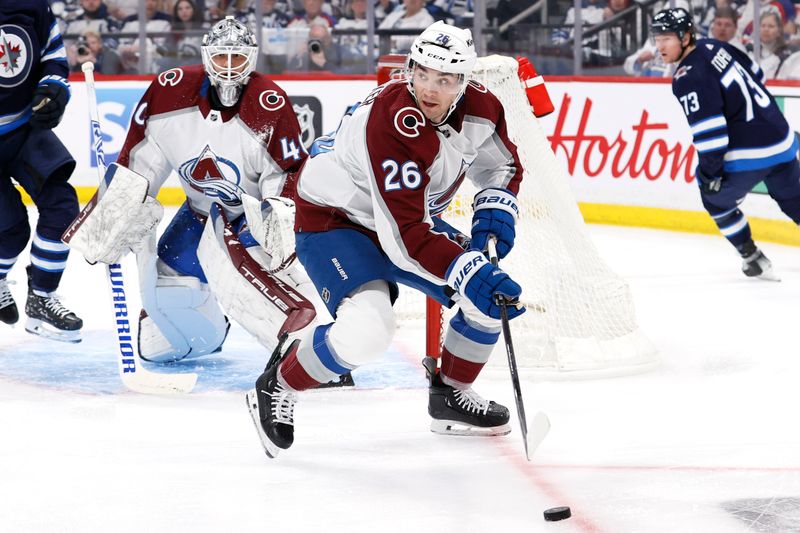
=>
[50,0,800,79]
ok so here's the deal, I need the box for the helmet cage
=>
[201,17,258,106]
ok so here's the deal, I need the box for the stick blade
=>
[121,370,198,395]
[525,411,551,460]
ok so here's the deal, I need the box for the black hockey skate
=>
[246,339,300,458]
[0,278,18,325]
[25,288,83,343]
[423,357,511,437]
[739,242,780,281]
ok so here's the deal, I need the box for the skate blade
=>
[757,268,781,282]
[430,419,511,437]
[24,318,81,343]
[245,390,281,459]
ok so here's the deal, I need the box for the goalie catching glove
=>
[241,194,297,271]
[470,188,518,259]
[62,163,163,264]
[446,250,525,320]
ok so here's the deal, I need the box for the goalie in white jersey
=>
[66,17,327,364]
[247,21,527,458]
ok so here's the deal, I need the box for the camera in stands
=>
[308,39,323,54]
[76,36,90,56]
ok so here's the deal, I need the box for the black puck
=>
[543,506,571,521]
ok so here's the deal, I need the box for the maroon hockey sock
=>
[440,347,486,387]
[278,347,323,391]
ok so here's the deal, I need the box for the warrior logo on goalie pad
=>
[178,145,243,206]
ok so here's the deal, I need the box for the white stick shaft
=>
[81,62,106,179]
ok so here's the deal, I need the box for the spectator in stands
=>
[599,0,635,60]
[159,0,207,68]
[65,0,121,35]
[336,0,370,53]
[748,10,794,78]
[374,0,398,24]
[117,0,173,73]
[237,0,293,28]
[378,0,435,53]
[551,0,606,55]
[287,22,356,71]
[289,0,337,28]
[426,0,474,24]
[737,0,793,37]
[69,28,124,73]
[709,7,745,51]
[105,0,143,21]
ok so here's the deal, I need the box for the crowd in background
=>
[48,0,800,78]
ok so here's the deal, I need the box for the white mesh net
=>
[395,55,658,376]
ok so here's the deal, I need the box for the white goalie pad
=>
[241,194,296,271]
[197,203,316,351]
[63,163,163,264]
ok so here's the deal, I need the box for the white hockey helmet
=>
[406,21,477,124]
[201,16,258,107]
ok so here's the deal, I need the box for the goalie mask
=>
[201,16,258,107]
[406,21,477,125]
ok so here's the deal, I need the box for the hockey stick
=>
[81,62,197,394]
[487,237,550,460]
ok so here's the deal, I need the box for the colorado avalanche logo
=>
[394,107,426,138]
[177,145,243,206]
[0,25,33,88]
[259,89,285,111]
[428,159,471,215]
[292,103,315,149]
[158,68,183,87]
[468,80,488,93]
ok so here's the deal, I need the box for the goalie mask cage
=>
[394,55,658,377]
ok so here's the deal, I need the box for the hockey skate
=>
[246,340,300,458]
[423,357,511,437]
[24,288,83,343]
[0,278,19,325]
[740,245,780,282]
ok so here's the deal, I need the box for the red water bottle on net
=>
[517,56,554,118]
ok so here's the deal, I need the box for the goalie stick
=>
[487,237,550,460]
[78,62,197,394]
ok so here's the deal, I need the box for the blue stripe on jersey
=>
[723,131,798,172]
[690,115,726,136]
[311,323,352,375]
[0,109,32,135]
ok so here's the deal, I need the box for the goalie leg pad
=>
[137,274,229,363]
[63,163,163,264]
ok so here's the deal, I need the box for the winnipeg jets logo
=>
[0,25,32,88]
[428,159,471,215]
[292,103,315,149]
[674,65,692,80]
[177,145,243,206]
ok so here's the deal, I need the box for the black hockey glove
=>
[29,82,69,129]
[696,168,722,194]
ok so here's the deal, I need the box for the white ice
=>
[2,209,800,533]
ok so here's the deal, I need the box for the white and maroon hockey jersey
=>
[117,65,306,219]
[295,80,523,285]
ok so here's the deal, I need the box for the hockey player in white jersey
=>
[65,17,327,364]
[247,21,527,458]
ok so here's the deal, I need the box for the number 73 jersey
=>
[672,38,796,181]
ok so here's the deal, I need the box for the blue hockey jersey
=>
[672,38,796,179]
[0,0,70,136]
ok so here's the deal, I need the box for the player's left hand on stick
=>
[470,188,518,259]
[696,167,722,194]
[29,82,69,129]
[241,194,296,271]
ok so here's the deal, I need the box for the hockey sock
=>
[710,208,752,249]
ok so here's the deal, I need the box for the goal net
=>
[393,55,658,377]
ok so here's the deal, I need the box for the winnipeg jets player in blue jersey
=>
[0,0,83,341]
[653,8,800,280]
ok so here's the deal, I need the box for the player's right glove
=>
[446,250,525,320]
[29,82,69,130]
[696,167,722,194]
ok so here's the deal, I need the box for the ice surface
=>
[2,213,800,533]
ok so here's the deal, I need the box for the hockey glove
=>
[696,167,722,194]
[29,82,69,130]
[446,250,525,320]
[470,188,518,259]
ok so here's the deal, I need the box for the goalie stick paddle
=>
[487,237,550,460]
[81,62,197,394]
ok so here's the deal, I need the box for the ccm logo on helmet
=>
[394,107,426,138]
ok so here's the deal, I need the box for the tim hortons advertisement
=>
[56,77,800,224]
